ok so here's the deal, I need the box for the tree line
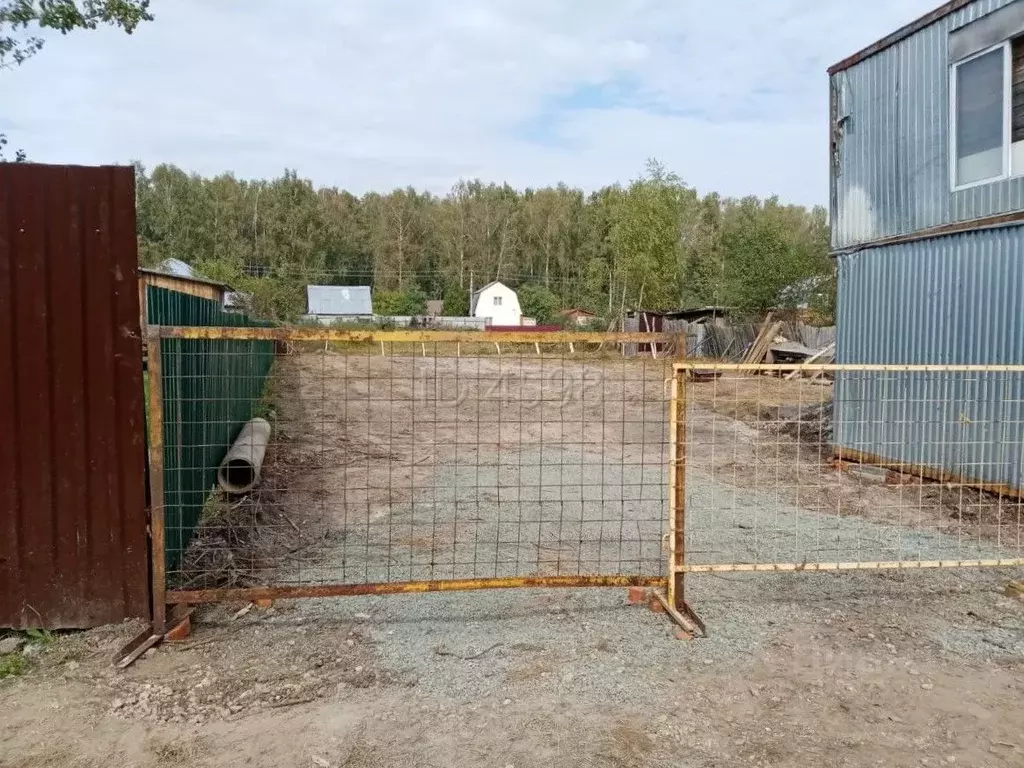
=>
[135,160,834,324]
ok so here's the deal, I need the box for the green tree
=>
[442,284,469,316]
[718,197,830,316]
[609,159,689,310]
[517,283,560,323]
[373,288,426,316]
[1,0,153,158]
[130,159,834,326]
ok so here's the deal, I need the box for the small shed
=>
[154,257,197,278]
[559,308,596,327]
[305,285,373,322]
[139,267,233,325]
[471,281,522,326]
[661,306,730,323]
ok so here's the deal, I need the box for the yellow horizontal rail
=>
[166,574,669,603]
[151,326,676,344]
[675,558,1024,573]
[675,362,1024,373]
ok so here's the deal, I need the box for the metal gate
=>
[671,361,1024,582]
[147,326,687,630]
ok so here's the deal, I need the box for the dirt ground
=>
[4,353,1023,767]
[2,573,1023,768]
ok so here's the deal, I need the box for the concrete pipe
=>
[217,417,271,494]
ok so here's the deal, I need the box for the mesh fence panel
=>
[676,364,1024,573]
[154,330,673,596]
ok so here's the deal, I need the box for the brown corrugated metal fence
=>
[0,163,149,629]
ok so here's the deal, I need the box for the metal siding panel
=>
[146,286,275,574]
[831,0,1024,248]
[0,164,147,629]
[10,164,55,628]
[110,169,149,619]
[47,167,87,618]
[81,167,120,622]
[836,225,1024,493]
[0,161,22,623]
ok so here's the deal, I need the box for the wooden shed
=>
[139,268,232,323]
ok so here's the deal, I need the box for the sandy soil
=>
[4,353,1022,768]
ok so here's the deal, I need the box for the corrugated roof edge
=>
[138,267,233,291]
[828,0,972,75]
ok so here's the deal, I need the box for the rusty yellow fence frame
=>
[669,361,1024,579]
[146,326,696,633]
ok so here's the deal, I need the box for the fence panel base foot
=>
[653,591,707,638]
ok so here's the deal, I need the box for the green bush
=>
[373,288,427,316]
[517,284,560,323]
[442,285,470,316]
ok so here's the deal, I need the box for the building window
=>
[493,295,502,306]
[952,37,1024,188]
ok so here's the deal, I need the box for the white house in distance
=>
[470,281,521,326]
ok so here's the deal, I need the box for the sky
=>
[2,0,940,206]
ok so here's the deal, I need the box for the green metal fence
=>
[146,286,275,572]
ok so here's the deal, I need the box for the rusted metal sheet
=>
[0,163,148,629]
[166,575,668,604]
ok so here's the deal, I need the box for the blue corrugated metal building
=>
[831,0,1024,494]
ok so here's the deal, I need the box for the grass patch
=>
[0,653,27,679]
[25,628,54,645]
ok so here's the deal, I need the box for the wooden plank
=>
[784,342,836,380]
[744,320,783,365]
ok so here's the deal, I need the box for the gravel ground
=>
[687,466,1015,568]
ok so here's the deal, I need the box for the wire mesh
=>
[675,363,1024,573]
[155,329,674,596]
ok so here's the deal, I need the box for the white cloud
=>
[2,0,939,205]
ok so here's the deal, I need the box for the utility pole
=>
[469,270,474,315]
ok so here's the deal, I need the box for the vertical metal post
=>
[146,327,167,634]
[668,367,687,611]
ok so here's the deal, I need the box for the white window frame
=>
[950,40,1014,191]
[493,295,502,306]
